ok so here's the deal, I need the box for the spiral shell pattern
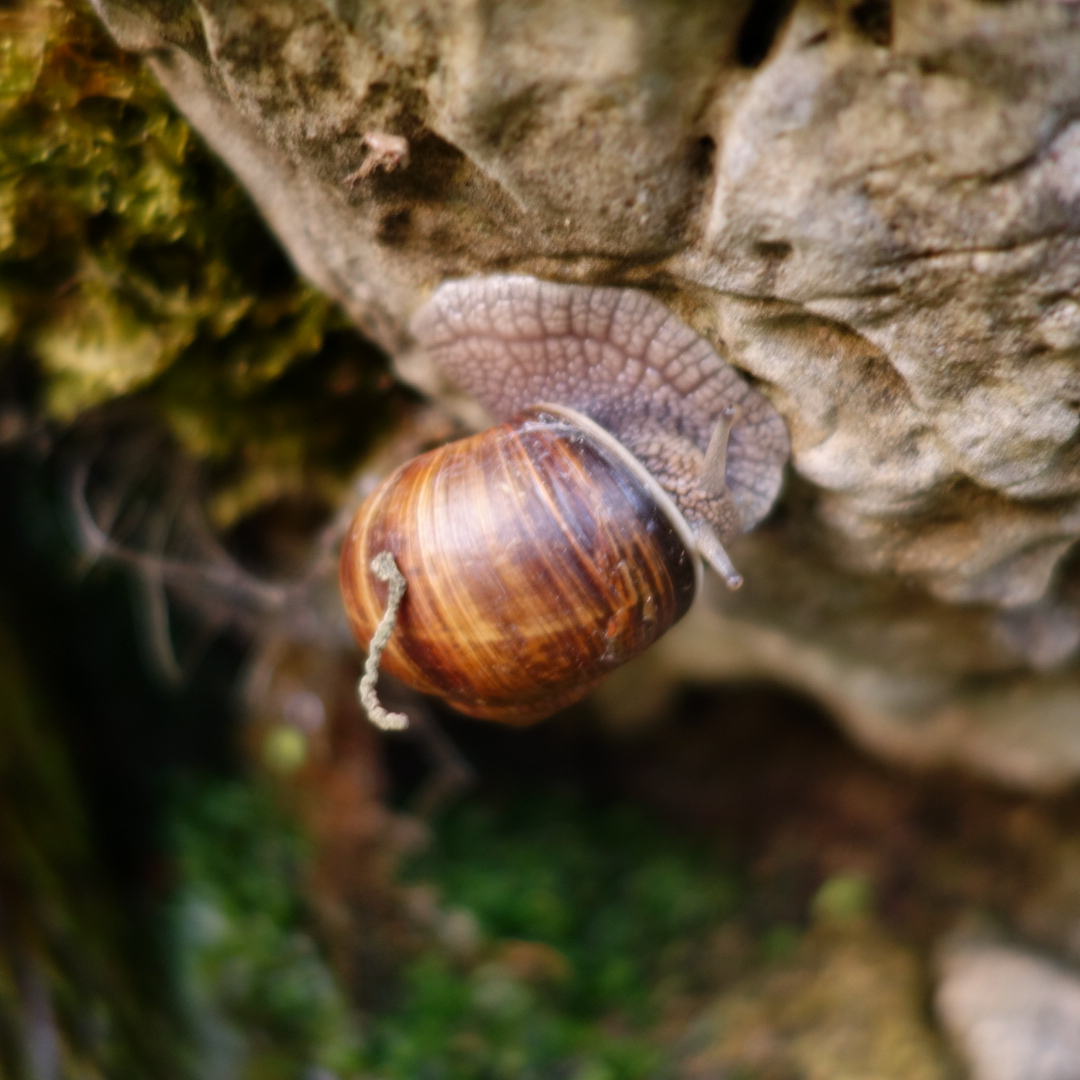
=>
[340,407,698,723]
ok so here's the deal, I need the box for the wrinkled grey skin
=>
[93,0,1080,789]
[411,276,789,533]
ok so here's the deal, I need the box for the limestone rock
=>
[91,0,1080,786]
[937,940,1080,1080]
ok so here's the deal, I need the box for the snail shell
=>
[341,405,699,723]
[340,276,789,724]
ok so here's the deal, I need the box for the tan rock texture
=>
[937,940,1080,1080]
[92,0,1080,787]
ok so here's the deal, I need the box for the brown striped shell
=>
[340,406,699,724]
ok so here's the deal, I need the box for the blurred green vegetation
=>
[172,781,743,1080]
[172,782,368,1080]
[372,796,741,1080]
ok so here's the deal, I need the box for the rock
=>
[936,940,1080,1080]
[90,0,1080,786]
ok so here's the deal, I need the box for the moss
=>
[0,0,214,413]
[170,781,748,1080]
[361,793,742,1079]
[172,781,368,1080]
[0,0,403,523]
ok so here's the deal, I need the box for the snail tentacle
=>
[701,405,741,497]
[693,524,743,590]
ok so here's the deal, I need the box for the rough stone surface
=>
[92,0,1080,786]
[936,940,1080,1080]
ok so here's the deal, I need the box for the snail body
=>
[340,276,789,724]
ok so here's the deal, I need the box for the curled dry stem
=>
[358,551,410,730]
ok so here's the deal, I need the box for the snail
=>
[340,275,789,726]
